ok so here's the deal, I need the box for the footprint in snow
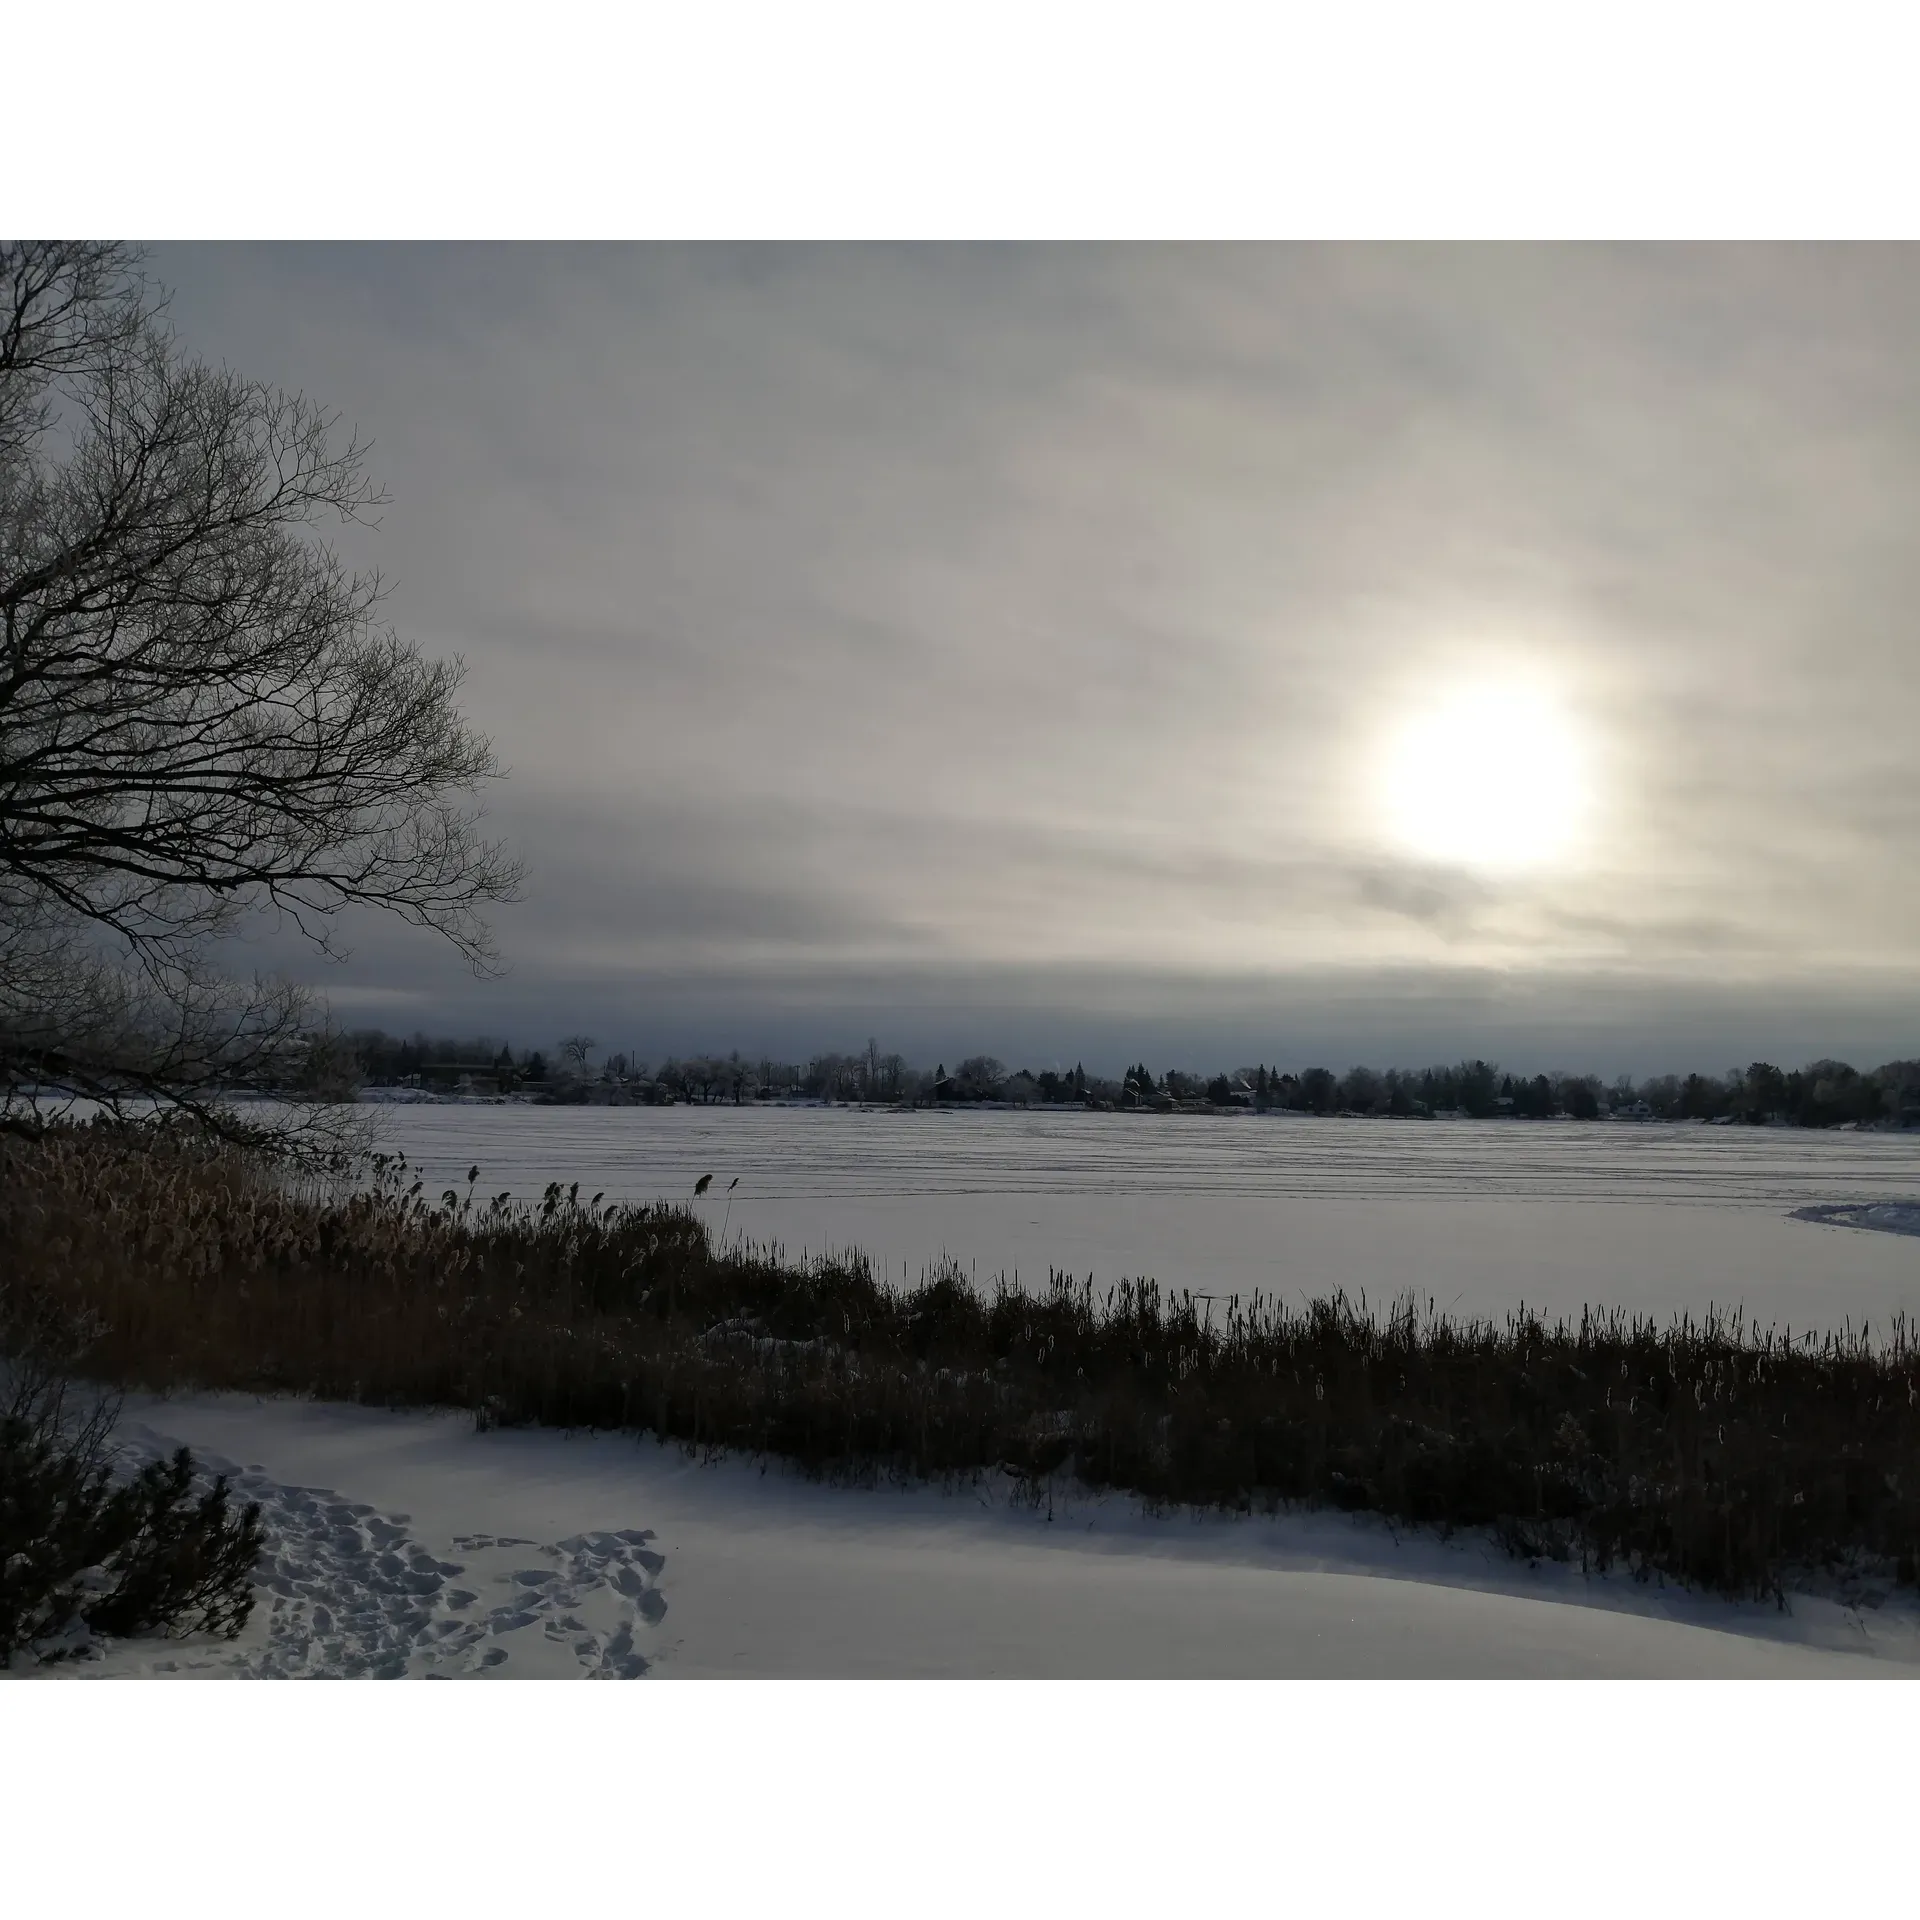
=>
[68,1427,669,1681]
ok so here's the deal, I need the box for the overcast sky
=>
[157,244,1920,1075]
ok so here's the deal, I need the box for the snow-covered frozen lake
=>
[364,1105,1920,1329]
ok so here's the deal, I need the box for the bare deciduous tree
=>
[955,1055,1006,1099]
[0,242,522,1151]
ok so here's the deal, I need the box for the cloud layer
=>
[154,245,1920,1068]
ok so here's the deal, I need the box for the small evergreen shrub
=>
[1,1277,264,1667]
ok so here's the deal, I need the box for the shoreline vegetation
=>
[276,1031,1920,1132]
[8,1120,1918,1606]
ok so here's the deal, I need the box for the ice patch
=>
[1791,1201,1920,1239]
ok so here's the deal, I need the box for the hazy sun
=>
[1377,679,1590,871]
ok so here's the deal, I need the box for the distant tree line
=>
[1212,1057,1920,1127]
[328,1029,1920,1128]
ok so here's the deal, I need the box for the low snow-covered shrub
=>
[0,1277,264,1667]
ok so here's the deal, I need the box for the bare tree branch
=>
[0,242,523,1150]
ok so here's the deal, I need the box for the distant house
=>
[415,1061,510,1094]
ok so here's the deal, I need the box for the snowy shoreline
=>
[341,1086,1917,1126]
[32,1392,1920,1681]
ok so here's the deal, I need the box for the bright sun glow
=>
[1378,680,1590,872]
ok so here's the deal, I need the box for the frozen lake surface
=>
[363,1105,1920,1330]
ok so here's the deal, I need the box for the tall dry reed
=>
[6,1119,1918,1599]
